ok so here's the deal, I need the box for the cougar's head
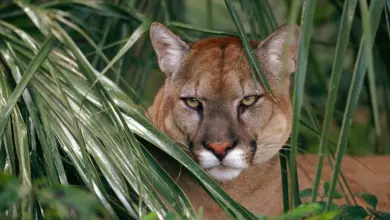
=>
[148,22,299,181]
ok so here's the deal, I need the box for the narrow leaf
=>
[312,0,358,203]
[325,0,386,210]
[0,37,54,138]
[290,0,316,208]
[224,0,274,99]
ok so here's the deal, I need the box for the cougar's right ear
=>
[150,22,189,76]
[256,24,300,78]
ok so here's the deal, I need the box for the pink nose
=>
[207,142,230,156]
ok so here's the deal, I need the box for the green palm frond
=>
[1,0,389,219]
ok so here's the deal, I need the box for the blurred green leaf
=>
[335,205,368,220]
[0,172,21,210]
[300,188,313,198]
[324,182,343,199]
[306,211,339,220]
[164,212,177,220]
[367,207,390,219]
[141,212,158,220]
[270,203,322,220]
[355,192,378,209]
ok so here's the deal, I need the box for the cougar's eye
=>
[183,97,201,109]
[240,95,259,106]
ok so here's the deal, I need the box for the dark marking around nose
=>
[249,140,257,164]
[250,140,257,153]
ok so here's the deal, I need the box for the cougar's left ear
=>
[150,22,190,76]
[256,24,300,78]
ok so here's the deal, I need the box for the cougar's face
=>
[150,23,299,181]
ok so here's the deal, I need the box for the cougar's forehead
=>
[187,37,256,76]
[179,37,262,99]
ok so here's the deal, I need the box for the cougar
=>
[146,22,390,218]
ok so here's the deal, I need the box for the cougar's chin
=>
[206,166,243,181]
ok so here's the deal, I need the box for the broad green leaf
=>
[335,205,368,220]
[300,188,313,198]
[355,192,378,209]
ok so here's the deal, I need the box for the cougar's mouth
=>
[196,148,249,181]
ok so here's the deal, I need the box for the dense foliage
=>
[0,0,389,219]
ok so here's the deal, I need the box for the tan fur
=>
[147,22,390,218]
[154,154,390,219]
